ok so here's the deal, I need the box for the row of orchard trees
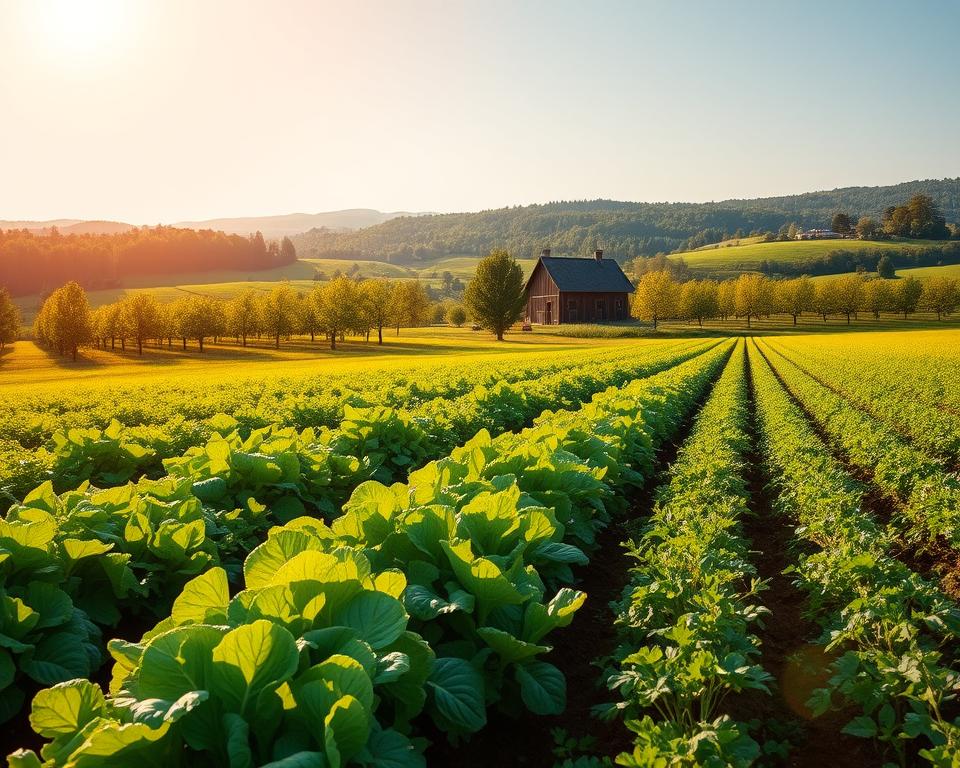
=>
[34,277,439,359]
[632,271,960,328]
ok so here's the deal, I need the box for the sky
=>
[1,0,959,223]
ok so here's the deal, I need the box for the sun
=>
[37,0,131,62]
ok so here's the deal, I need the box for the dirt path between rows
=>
[733,344,883,767]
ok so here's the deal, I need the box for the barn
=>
[523,249,635,325]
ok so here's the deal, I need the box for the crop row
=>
[6,342,734,766]
[599,341,774,766]
[756,338,960,550]
[764,337,960,466]
[0,341,718,729]
[750,341,960,765]
[0,342,696,503]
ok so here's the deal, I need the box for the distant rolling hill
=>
[172,209,426,238]
[0,219,135,235]
[0,210,427,240]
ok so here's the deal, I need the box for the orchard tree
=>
[120,293,160,355]
[34,281,92,360]
[733,273,772,328]
[892,276,923,319]
[861,278,893,319]
[463,250,525,340]
[390,280,431,335]
[813,279,838,321]
[315,276,359,349]
[0,287,21,349]
[775,277,814,325]
[227,290,261,346]
[180,296,222,351]
[359,279,394,344]
[261,284,299,348]
[921,276,960,320]
[679,280,718,327]
[717,280,736,321]
[631,270,677,330]
[834,274,864,324]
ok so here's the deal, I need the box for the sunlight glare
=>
[36,0,132,63]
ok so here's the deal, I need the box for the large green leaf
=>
[324,694,369,764]
[334,592,406,650]
[138,625,224,700]
[425,657,486,734]
[29,679,105,738]
[515,661,565,715]
[314,654,374,711]
[21,632,92,685]
[171,568,229,626]
[211,620,299,714]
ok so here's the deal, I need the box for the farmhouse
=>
[524,249,635,325]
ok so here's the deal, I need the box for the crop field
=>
[1,328,959,767]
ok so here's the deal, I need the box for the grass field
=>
[674,237,941,275]
[0,325,621,393]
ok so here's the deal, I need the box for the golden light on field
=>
[31,0,132,62]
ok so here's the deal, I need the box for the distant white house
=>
[796,228,845,240]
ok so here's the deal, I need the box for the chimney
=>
[594,249,603,261]
[541,248,551,258]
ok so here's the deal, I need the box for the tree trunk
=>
[199,337,204,352]
[378,326,383,344]
[121,338,125,351]
[746,314,751,328]
[71,346,77,361]
[330,331,336,350]
[698,317,702,327]
[275,332,280,349]
[792,314,797,326]
[846,313,851,325]
[137,338,143,355]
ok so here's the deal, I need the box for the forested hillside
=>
[292,178,960,263]
[0,227,296,296]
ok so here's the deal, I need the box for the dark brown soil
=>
[732,347,884,767]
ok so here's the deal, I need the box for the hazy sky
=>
[2,0,958,223]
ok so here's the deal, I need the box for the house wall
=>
[525,263,561,324]
[559,291,629,323]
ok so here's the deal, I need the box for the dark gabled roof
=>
[529,256,635,294]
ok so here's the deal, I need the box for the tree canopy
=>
[463,250,526,340]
